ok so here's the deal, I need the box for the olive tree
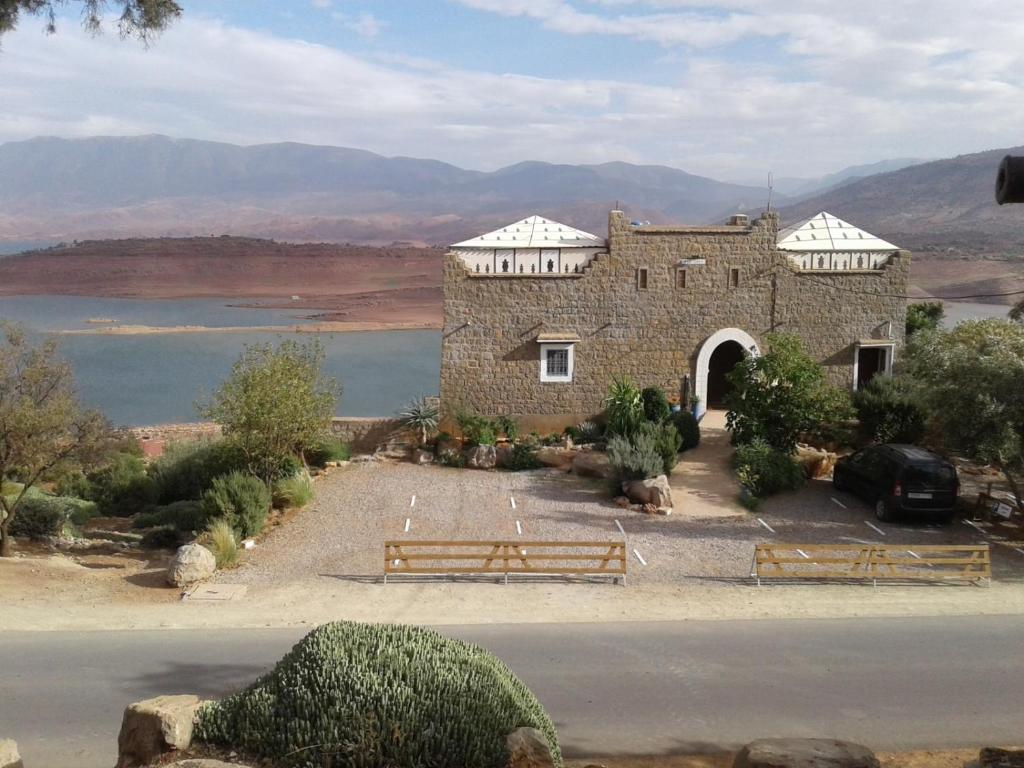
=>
[724,333,851,453]
[0,0,181,41]
[199,339,339,482]
[905,319,1024,508]
[0,323,107,557]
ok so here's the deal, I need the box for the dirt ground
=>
[565,748,993,767]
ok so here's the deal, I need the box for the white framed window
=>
[540,343,574,383]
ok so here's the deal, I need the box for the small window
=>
[729,268,740,288]
[676,268,687,289]
[637,268,649,290]
[540,343,574,383]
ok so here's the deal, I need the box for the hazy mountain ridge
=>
[0,135,772,245]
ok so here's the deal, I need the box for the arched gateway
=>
[694,328,760,417]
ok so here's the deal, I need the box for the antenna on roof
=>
[766,172,774,213]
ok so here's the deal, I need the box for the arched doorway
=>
[707,340,745,407]
[694,328,760,417]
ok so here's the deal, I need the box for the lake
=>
[0,296,440,426]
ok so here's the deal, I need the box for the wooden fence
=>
[752,544,991,586]
[384,540,627,584]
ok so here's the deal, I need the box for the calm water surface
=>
[0,296,440,425]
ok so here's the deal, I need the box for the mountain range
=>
[1,135,1023,259]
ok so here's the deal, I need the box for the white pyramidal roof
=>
[777,212,899,252]
[452,215,605,249]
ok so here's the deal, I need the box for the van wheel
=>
[875,499,893,523]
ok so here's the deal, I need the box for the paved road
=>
[2,615,1023,767]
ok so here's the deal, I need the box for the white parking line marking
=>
[757,518,776,534]
[865,521,886,536]
[410,495,416,508]
[510,496,516,509]
[614,519,626,535]
[1015,548,1024,557]
[404,518,411,533]
[963,519,985,532]
[515,520,522,536]
[831,497,847,509]
[632,549,647,566]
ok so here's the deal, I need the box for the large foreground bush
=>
[671,410,701,451]
[148,439,246,504]
[195,621,561,768]
[734,439,805,498]
[853,375,927,445]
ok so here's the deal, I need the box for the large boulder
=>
[571,451,614,479]
[465,444,498,470]
[506,727,556,768]
[981,748,1024,767]
[732,738,879,768]
[116,695,206,768]
[623,475,673,510]
[535,446,576,470]
[166,544,216,587]
[0,739,22,768]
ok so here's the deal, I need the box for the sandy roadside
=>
[3,554,1023,632]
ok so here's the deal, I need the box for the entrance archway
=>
[694,328,760,417]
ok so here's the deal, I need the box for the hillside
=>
[0,237,445,327]
[0,135,768,246]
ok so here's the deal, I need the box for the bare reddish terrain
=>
[0,237,445,327]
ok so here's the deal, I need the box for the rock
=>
[495,444,514,468]
[506,727,556,768]
[981,748,1024,767]
[166,544,216,587]
[571,451,614,479]
[116,695,206,768]
[623,475,674,509]
[465,444,497,469]
[536,446,576,469]
[613,495,632,509]
[0,739,23,768]
[732,738,879,768]
[413,448,434,465]
[641,503,658,515]
[796,444,838,480]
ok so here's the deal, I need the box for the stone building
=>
[440,210,909,432]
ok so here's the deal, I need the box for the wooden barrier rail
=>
[752,544,991,586]
[384,540,627,584]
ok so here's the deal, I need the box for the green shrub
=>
[272,473,314,509]
[149,439,246,504]
[64,497,100,526]
[733,439,805,498]
[206,519,239,569]
[641,386,671,423]
[495,415,519,442]
[201,472,271,539]
[906,301,944,336]
[133,500,206,533]
[55,471,93,500]
[649,421,682,474]
[87,452,156,516]
[140,525,185,550]
[853,376,927,445]
[456,412,498,447]
[305,437,351,467]
[195,621,561,768]
[504,443,541,471]
[8,496,68,539]
[608,431,663,481]
[604,376,644,437]
[574,420,603,444]
[670,410,701,451]
[438,450,467,468]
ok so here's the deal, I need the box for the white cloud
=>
[331,10,384,39]
[0,4,1023,180]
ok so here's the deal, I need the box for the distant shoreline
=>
[57,320,441,336]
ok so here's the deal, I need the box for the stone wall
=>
[440,210,908,430]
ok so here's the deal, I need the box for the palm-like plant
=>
[399,397,440,446]
[604,375,644,438]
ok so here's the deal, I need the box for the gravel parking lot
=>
[217,458,1024,588]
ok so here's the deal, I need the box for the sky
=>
[2,0,1024,181]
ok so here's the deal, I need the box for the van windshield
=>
[904,463,957,486]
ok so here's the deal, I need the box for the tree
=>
[906,302,945,336]
[0,323,107,557]
[905,319,1024,508]
[0,0,181,41]
[198,339,339,482]
[724,333,851,453]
